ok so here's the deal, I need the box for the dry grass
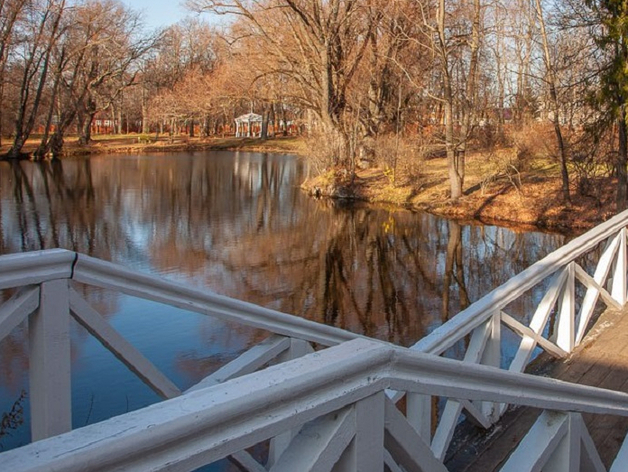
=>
[303,145,616,231]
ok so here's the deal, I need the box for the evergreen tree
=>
[586,0,628,209]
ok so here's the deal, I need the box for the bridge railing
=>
[400,209,628,460]
[0,248,371,445]
[1,338,628,472]
[1,210,628,467]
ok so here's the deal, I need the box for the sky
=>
[123,0,196,30]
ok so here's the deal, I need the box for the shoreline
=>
[3,135,612,232]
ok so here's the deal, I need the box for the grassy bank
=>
[303,148,614,232]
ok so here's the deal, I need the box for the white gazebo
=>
[235,113,263,137]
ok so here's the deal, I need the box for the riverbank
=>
[0,134,308,158]
[3,134,612,231]
[302,148,615,232]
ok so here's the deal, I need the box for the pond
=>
[0,151,566,457]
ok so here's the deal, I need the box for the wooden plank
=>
[0,286,39,341]
[269,406,355,472]
[29,279,72,441]
[69,288,181,400]
[187,335,291,392]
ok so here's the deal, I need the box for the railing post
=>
[543,412,580,472]
[407,393,432,441]
[29,279,72,441]
[612,227,627,305]
[555,263,575,353]
[481,312,502,421]
[268,338,315,467]
[335,391,385,472]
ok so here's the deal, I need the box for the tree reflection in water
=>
[0,152,566,452]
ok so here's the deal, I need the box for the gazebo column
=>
[247,118,252,137]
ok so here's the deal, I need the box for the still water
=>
[0,151,566,456]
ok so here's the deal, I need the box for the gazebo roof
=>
[235,113,262,123]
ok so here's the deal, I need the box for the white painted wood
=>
[268,338,315,467]
[576,265,621,312]
[610,432,628,472]
[502,312,567,359]
[459,399,492,429]
[509,269,567,373]
[331,440,356,472]
[69,289,181,399]
[555,263,576,352]
[354,391,385,472]
[612,227,627,305]
[269,406,355,472]
[29,279,72,441]
[0,286,39,341]
[383,449,404,472]
[228,451,267,472]
[480,312,501,421]
[575,263,622,344]
[576,234,620,344]
[575,414,606,472]
[0,248,74,290]
[187,335,291,392]
[384,398,448,472]
[412,209,628,355]
[430,318,495,459]
[4,339,628,471]
[390,346,628,417]
[1,339,391,472]
[268,427,300,469]
[406,393,431,441]
[500,410,569,472]
[73,253,369,348]
[430,399,462,461]
[276,337,315,363]
[544,412,580,472]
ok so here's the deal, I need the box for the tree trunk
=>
[437,0,463,200]
[618,106,628,210]
[535,0,570,203]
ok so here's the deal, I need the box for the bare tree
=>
[534,0,570,202]
[6,0,65,159]
[187,0,379,169]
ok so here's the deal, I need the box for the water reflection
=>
[0,152,566,452]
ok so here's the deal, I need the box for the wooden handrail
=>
[412,209,628,355]
[2,339,628,472]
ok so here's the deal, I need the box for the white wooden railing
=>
[1,209,628,470]
[2,338,628,471]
